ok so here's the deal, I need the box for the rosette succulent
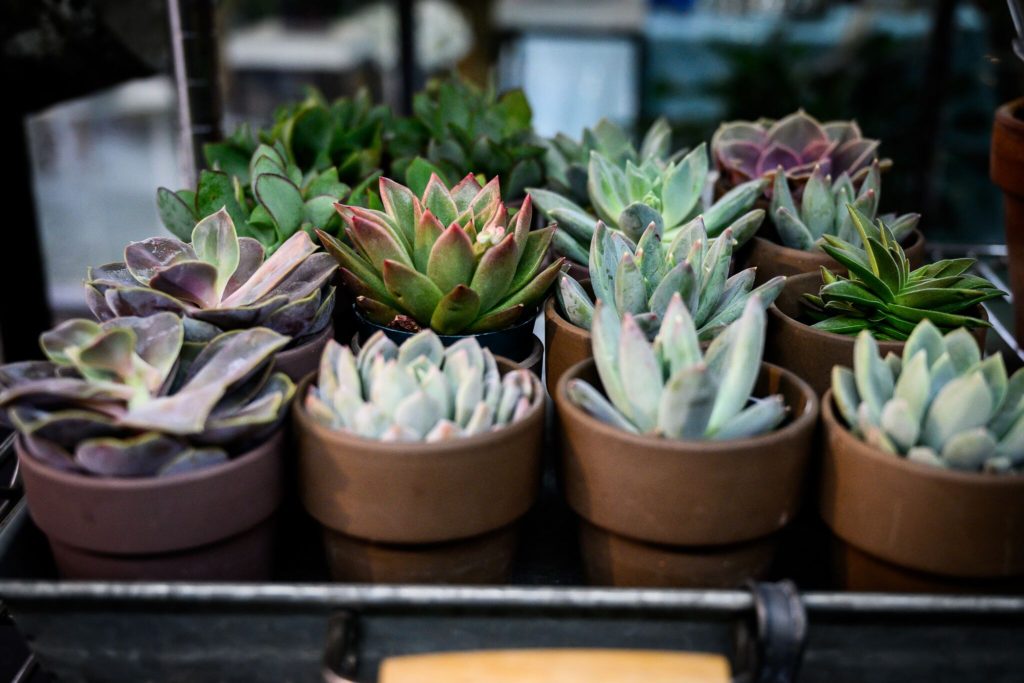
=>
[387,74,545,201]
[319,174,563,335]
[305,331,537,442]
[0,312,295,477]
[542,117,677,207]
[529,143,768,266]
[769,160,919,251]
[86,209,337,346]
[557,219,784,341]
[712,110,885,192]
[832,320,1024,474]
[568,294,786,439]
[803,206,1002,340]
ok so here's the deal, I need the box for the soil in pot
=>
[555,358,817,588]
[820,389,1024,591]
[766,272,988,396]
[991,97,1024,343]
[15,431,285,581]
[273,323,336,382]
[293,362,545,584]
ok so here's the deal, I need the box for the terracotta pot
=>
[739,230,926,285]
[350,332,544,379]
[766,272,988,395]
[578,520,777,588]
[273,323,335,382]
[820,390,1024,583]
[16,431,284,580]
[294,362,544,581]
[321,524,519,584]
[555,358,817,586]
[543,295,591,397]
[991,98,1024,343]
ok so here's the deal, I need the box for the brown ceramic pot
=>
[739,230,926,285]
[555,359,817,586]
[820,390,1024,584]
[766,272,988,396]
[15,431,284,580]
[294,362,544,580]
[350,332,544,380]
[992,98,1024,343]
[274,323,335,382]
[544,295,591,397]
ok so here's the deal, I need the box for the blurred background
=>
[4,0,1023,320]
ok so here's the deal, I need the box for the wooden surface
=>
[379,649,730,683]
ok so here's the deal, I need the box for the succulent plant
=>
[305,330,536,442]
[568,294,786,440]
[0,312,295,477]
[319,174,563,335]
[87,209,337,346]
[529,144,768,266]
[542,117,678,207]
[557,219,784,341]
[158,131,380,253]
[387,74,545,201]
[712,110,886,192]
[769,160,919,251]
[802,206,1002,340]
[832,320,1024,474]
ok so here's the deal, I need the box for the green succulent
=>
[542,117,678,207]
[306,330,537,442]
[386,73,545,201]
[568,294,786,440]
[770,160,919,251]
[832,320,1024,474]
[319,174,563,335]
[0,312,295,477]
[803,206,1003,340]
[528,144,768,266]
[557,218,784,341]
[86,209,337,346]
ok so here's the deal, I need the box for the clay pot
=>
[739,230,926,285]
[766,272,988,395]
[991,98,1024,343]
[273,324,335,382]
[293,362,545,583]
[544,295,591,397]
[350,331,544,379]
[15,431,285,580]
[555,358,817,587]
[820,390,1024,588]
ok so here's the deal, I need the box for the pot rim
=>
[995,97,1024,132]
[750,228,924,259]
[14,428,285,491]
[556,357,818,453]
[292,362,546,455]
[352,302,540,340]
[543,295,591,342]
[822,388,1024,487]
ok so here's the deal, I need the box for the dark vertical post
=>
[167,0,223,185]
[0,114,52,361]
[397,0,417,115]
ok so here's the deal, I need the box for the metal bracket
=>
[734,580,807,683]
[322,610,360,683]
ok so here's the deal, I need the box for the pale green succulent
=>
[832,319,1024,474]
[305,330,537,442]
[770,160,919,251]
[556,218,784,341]
[528,143,768,267]
[567,294,786,440]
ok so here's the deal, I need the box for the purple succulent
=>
[711,110,885,192]
[86,209,337,345]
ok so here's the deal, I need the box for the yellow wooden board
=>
[379,648,730,683]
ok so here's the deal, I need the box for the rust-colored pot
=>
[274,323,335,382]
[350,332,544,380]
[544,295,591,397]
[555,358,817,586]
[294,361,544,550]
[992,98,1024,343]
[820,390,1024,583]
[739,230,926,285]
[766,272,988,396]
[16,431,284,580]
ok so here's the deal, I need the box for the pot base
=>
[322,524,519,584]
[579,520,776,588]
